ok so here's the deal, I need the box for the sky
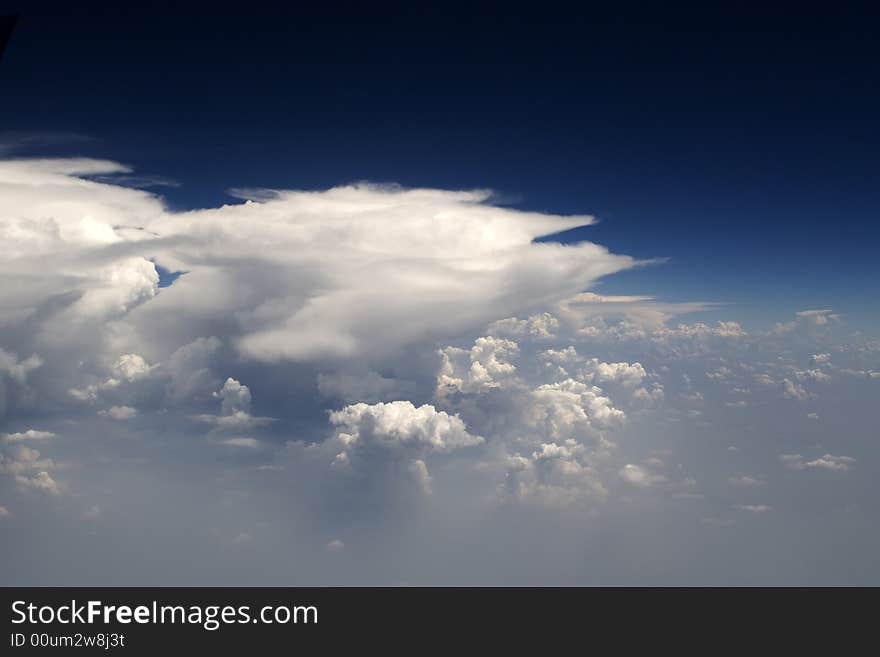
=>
[0,3,878,584]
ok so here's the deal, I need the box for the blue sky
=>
[2,3,878,330]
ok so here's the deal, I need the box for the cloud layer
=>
[1,157,878,585]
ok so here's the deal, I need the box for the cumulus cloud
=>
[321,401,483,496]
[502,441,607,506]
[145,183,634,363]
[221,437,260,448]
[193,378,273,432]
[1,429,55,441]
[98,405,137,420]
[0,444,61,495]
[619,463,666,488]
[774,309,841,334]
[329,401,482,458]
[214,378,252,416]
[781,454,856,472]
[782,378,810,401]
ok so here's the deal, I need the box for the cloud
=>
[581,358,647,388]
[774,309,841,334]
[1,429,55,441]
[329,401,482,457]
[98,405,137,420]
[502,441,607,506]
[781,378,810,401]
[112,354,153,381]
[0,444,61,495]
[781,453,856,472]
[143,183,636,363]
[2,155,879,584]
[214,378,252,416]
[437,336,520,395]
[220,437,260,448]
[619,463,666,488]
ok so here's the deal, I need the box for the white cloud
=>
[112,354,152,381]
[795,368,830,382]
[214,377,252,416]
[437,336,520,395]
[0,444,61,495]
[529,379,625,436]
[781,378,810,401]
[98,405,137,420]
[193,377,274,432]
[619,463,666,488]
[1,429,56,441]
[502,441,607,506]
[324,401,482,494]
[580,358,646,388]
[329,401,482,458]
[774,309,840,334]
[781,453,856,472]
[220,437,260,448]
[0,349,42,384]
[488,313,559,339]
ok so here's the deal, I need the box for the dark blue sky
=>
[2,2,878,329]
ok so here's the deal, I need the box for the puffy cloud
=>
[324,401,482,495]
[488,313,559,339]
[214,377,252,416]
[0,444,61,495]
[193,377,274,432]
[112,354,152,381]
[0,349,42,384]
[580,358,646,388]
[632,384,665,404]
[501,441,607,506]
[1,429,55,441]
[781,453,856,472]
[329,401,481,457]
[781,378,810,401]
[437,336,520,396]
[774,309,841,334]
[0,349,43,418]
[98,405,137,420]
[528,379,625,439]
[619,463,666,488]
[142,184,634,363]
